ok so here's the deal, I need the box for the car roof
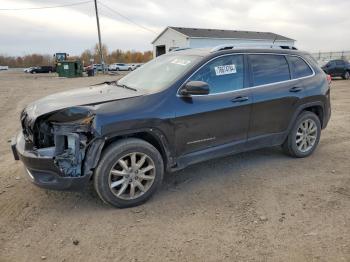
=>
[329,59,347,62]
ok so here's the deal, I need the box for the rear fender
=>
[284,101,325,141]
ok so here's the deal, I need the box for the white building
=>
[152,26,295,57]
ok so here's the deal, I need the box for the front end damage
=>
[13,106,104,190]
[52,122,89,177]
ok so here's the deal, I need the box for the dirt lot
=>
[0,71,349,262]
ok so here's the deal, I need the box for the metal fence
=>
[311,51,350,66]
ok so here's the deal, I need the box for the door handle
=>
[231,96,249,103]
[289,86,303,93]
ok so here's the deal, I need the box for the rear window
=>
[287,56,313,79]
[249,54,290,86]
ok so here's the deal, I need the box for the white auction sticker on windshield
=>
[214,64,237,75]
[171,59,191,66]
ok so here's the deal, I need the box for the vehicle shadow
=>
[160,146,286,193]
[43,146,289,211]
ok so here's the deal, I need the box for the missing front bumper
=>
[11,132,90,191]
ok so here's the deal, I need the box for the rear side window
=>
[189,55,244,94]
[249,54,290,86]
[287,56,313,79]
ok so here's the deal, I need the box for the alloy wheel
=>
[108,152,155,200]
[295,119,318,152]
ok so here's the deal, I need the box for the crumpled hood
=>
[24,84,143,120]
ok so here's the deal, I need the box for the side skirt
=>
[172,132,287,172]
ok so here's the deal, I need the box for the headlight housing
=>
[47,106,94,124]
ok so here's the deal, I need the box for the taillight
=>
[326,74,332,85]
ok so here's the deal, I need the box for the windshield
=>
[118,54,201,92]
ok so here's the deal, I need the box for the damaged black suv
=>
[11,45,331,208]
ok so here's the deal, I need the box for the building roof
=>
[152,26,294,44]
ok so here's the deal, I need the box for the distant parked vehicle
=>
[108,63,133,71]
[322,59,350,80]
[0,65,9,70]
[129,64,144,70]
[30,66,54,74]
[93,64,105,71]
[24,67,37,73]
[133,63,144,70]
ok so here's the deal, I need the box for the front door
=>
[173,54,252,156]
[326,61,337,76]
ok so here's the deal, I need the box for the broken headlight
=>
[47,107,94,177]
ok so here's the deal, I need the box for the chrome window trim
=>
[176,52,315,97]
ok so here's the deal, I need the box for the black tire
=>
[128,67,132,71]
[94,138,164,208]
[282,111,321,158]
[342,71,350,80]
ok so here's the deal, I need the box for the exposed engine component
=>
[52,123,90,177]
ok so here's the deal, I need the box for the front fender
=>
[85,127,175,175]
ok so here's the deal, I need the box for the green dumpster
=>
[56,61,83,78]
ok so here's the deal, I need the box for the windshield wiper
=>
[90,80,118,86]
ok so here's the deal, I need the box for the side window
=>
[327,61,335,67]
[249,54,290,86]
[189,55,244,94]
[335,60,344,66]
[287,56,313,79]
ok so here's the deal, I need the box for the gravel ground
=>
[0,71,349,262]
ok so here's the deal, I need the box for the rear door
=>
[174,54,252,155]
[247,54,307,140]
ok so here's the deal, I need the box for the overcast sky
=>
[0,0,349,56]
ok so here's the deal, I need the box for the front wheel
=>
[282,111,321,158]
[94,138,164,208]
[342,71,350,80]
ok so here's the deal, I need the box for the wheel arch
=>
[102,129,173,172]
[286,102,325,136]
[303,105,324,127]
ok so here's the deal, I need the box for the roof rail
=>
[210,44,297,52]
[170,47,191,52]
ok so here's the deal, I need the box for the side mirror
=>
[180,81,210,96]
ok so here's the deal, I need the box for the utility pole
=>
[94,0,105,72]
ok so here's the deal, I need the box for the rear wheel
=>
[94,138,164,208]
[282,111,321,158]
[342,71,350,80]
